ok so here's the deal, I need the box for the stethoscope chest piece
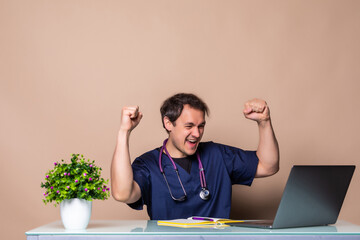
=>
[199,188,210,201]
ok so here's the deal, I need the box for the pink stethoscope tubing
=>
[159,139,209,200]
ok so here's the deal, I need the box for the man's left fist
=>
[243,99,270,122]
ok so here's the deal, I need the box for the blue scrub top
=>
[128,141,259,220]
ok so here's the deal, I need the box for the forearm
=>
[111,130,138,202]
[256,119,280,177]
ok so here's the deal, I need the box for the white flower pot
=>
[60,198,92,230]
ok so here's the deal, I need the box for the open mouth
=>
[186,139,198,148]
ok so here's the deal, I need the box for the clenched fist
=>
[120,106,143,132]
[243,99,270,123]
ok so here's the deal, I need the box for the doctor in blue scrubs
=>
[111,93,279,220]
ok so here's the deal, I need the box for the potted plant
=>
[41,154,110,230]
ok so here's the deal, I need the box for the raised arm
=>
[111,106,143,203]
[243,99,279,177]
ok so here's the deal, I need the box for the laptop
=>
[229,165,355,229]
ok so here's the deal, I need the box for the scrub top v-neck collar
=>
[172,155,194,174]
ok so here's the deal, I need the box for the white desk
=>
[26,220,360,240]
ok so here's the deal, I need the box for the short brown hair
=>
[160,93,209,131]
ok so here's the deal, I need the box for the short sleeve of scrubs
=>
[215,143,259,185]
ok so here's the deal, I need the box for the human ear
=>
[163,116,173,132]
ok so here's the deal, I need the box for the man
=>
[111,93,279,220]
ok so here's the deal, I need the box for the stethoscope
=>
[159,139,210,201]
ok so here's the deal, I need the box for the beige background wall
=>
[1,0,360,239]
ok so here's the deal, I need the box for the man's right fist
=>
[120,106,143,132]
